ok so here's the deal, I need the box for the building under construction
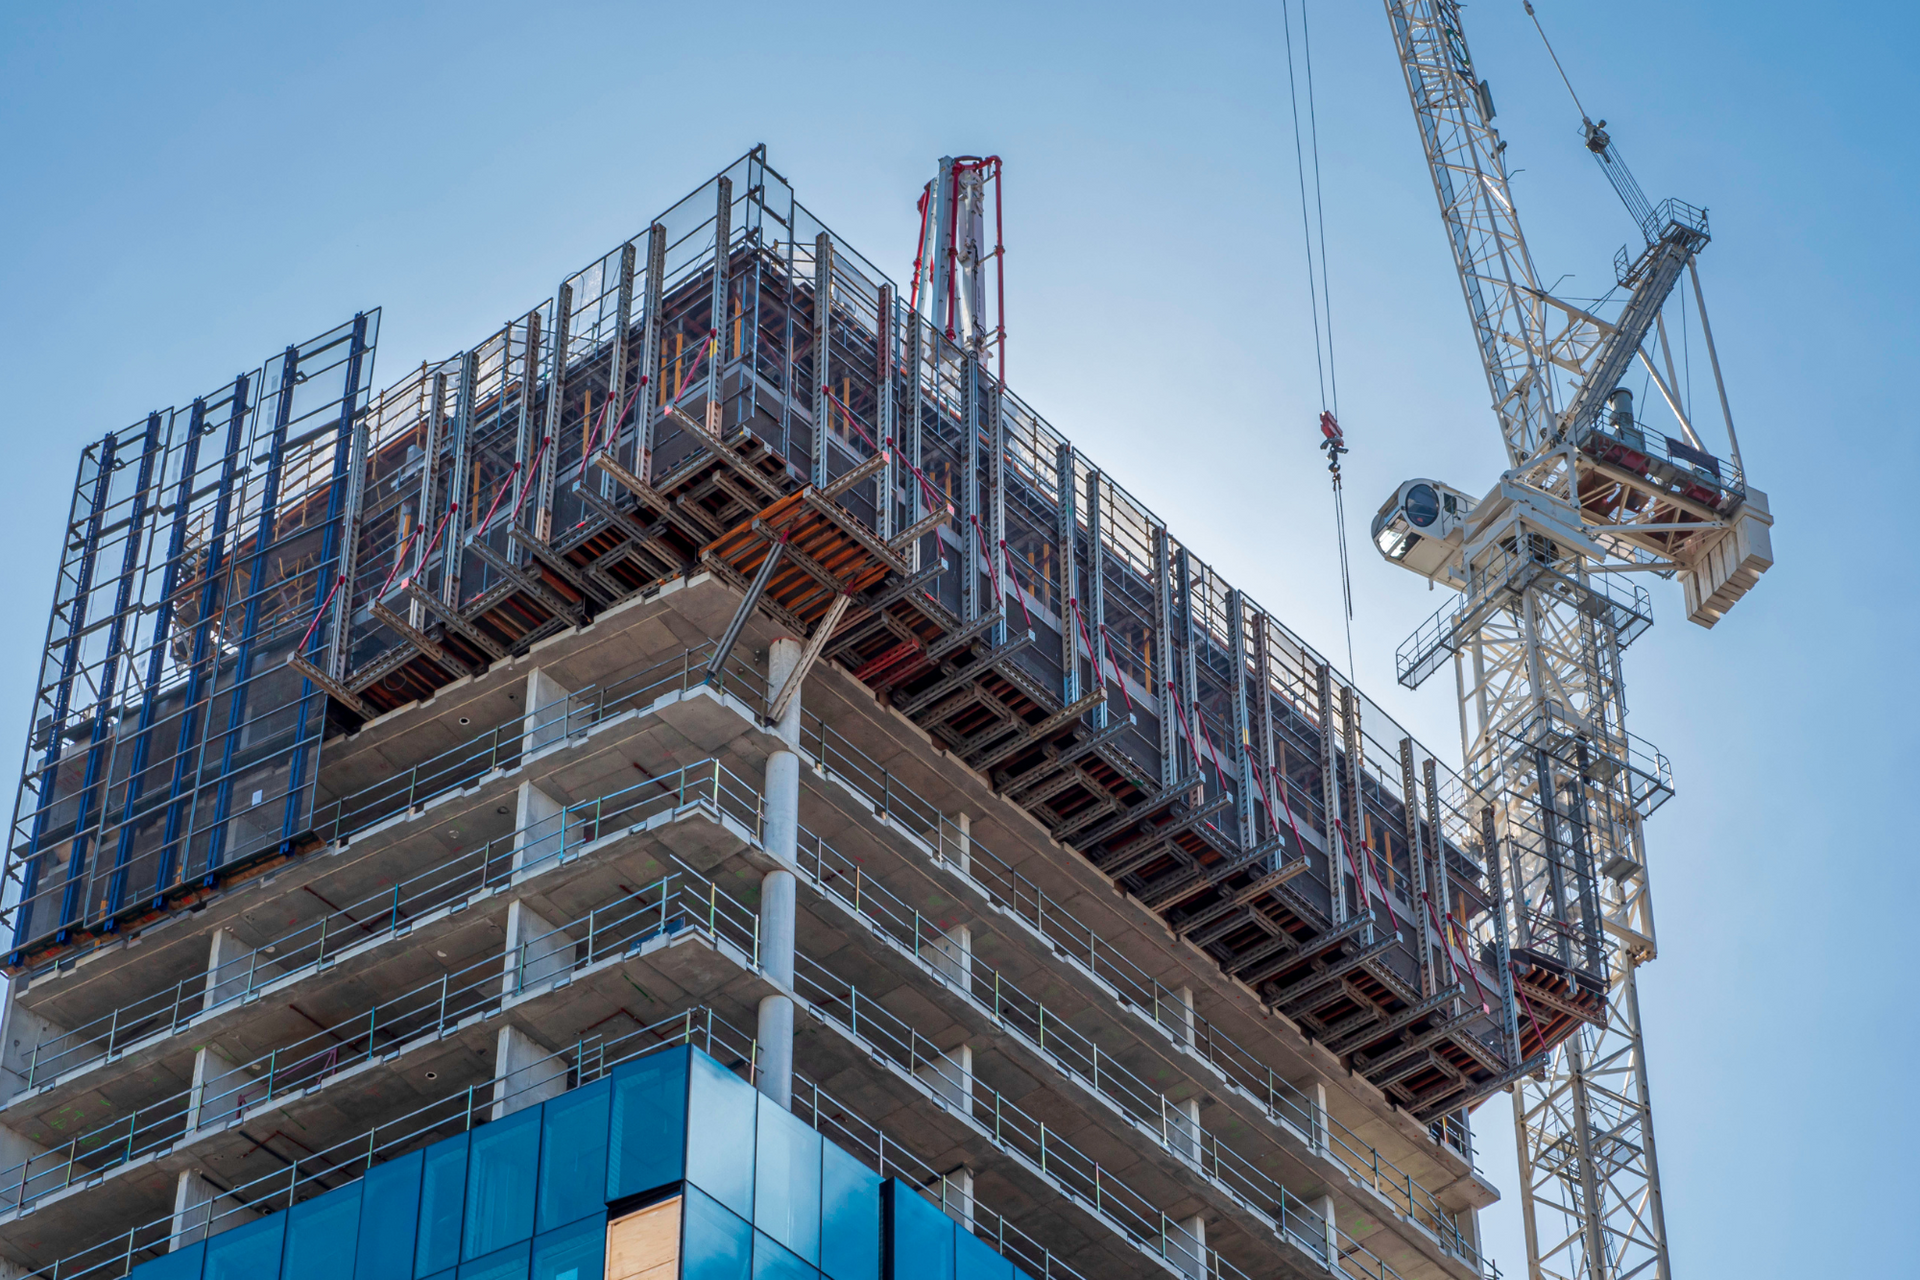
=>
[0,145,1615,1280]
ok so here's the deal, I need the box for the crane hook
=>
[1318,410,1347,479]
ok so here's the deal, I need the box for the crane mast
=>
[1374,3,1774,1279]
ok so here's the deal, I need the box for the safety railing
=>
[791,821,1480,1273]
[16,1001,1106,1280]
[11,759,760,1099]
[6,638,767,979]
[796,719,1486,1268]
[307,639,767,844]
[0,866,758,1218]
[793,949,1331,1276]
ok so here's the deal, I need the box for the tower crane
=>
[1370,3,1773,1278]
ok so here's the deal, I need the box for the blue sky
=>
[3,2,1913,1275]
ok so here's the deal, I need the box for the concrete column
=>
[768,638,804,749]
[1163,1212,1206,1280]
[0,998,67,1101]
[757,637,804,1111]
[0,1121,48,1176]
[491,1024,566,1120]
[757,867,797,1111]
[503,900,575,996]
[916,1042,972,1116]
[951,812,972,876]
[756,994,794,1111]
[1159,985,1196,1050]
[523,668,574,755]
[1316,1194,1339,1271]
[1169,1096,1202,1163]
[759,871,797,990]
[171,1169,257,1249]
[924,923,971,990]
[1310,1079,1332,1156]
[1458,1203,1483,1262]
[512,780,567,872]
[187,1045,257,1132]
[939,1167,976,1232]
[205,927,281,1011]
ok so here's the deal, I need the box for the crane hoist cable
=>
[1522,1,1590,121]
[1280,0,1357,679]
[1524,2,1660,239]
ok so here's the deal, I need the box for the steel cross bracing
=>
[1376,2,1765,1278]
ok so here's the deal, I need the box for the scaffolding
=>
[8,317,375,952]
[6,146,1576,1132]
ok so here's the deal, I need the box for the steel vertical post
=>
[811,231,834,490]
[105,404,205,917]
[1316,665,1346,922]
[1084,469,1105,727]
[534,284,573,545]
[1227,589,1253,848]
[635,224,667,483]
[286,315,369,839]
[440,349,477,605]
[875,283,896,543]
[1056,443,1078,706]
[1400,738,1435,997]
[705,180,732,437]
[57,420,159,932]
[204,346,300,876]
[151,378,249,905]
[1153,527,1176,789]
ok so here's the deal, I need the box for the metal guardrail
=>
[12,759,761,1097]
[13,997,1103,1280]
[797,716,1488,1272]
[308,640,767,844]
[17,646,1482,1275]
[12,762,1455,1280]
[0,866,759,1216]
[4,640,768,972]
[790,818,1478,1273]
[794,949,1335,1276]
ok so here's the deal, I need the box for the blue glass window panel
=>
[819,1146,879,1280]
[753,1095,821,1265]
[881,1182,952,1280]
[205,1213,287,1280]
[286,1183,363,1280]
[754,1231,820,1280]
[608,1048,688,1201]
[953,1229,1011,1280]
[459,1240,531,1280]
[532,1214,606,1280]
[357,1150,424,1280]
[684,1186,752,1280]
[466,1108,542,1259]
[539,1080,611,1232]
[417,1133,472,1277]
[686,1050,755,1218]
[133,1240,204,1280]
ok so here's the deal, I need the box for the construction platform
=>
[0,147,1573,1280]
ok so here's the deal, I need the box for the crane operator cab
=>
[1372,478,1476,587]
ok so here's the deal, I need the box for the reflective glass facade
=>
[127,1048,1013,1280]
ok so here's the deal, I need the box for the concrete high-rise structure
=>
[0,149,1529,1280]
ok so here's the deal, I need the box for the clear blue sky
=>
[3,2,1911,1275]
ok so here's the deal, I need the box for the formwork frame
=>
[9,317,376,955]
[6,148,1540,1139]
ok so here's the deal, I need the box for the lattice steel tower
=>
[1371,4,1773,1278]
